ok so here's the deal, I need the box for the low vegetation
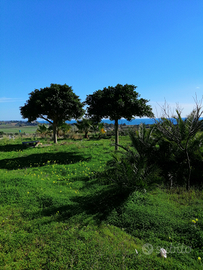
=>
[0,124,203,269]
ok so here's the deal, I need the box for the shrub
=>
[104,124,162,192]
[104,114,203,193]
[154,108,203,189]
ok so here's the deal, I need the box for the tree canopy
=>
[20,84,84,143]
[85,84,154,150]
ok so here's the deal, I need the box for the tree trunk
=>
[84,131,89,139]
[53,123,58,144]
[115,119,119,151]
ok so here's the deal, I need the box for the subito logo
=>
[142,243,154,255]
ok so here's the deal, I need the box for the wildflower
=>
[135,249,138,255]
[192,220,196,224]
[198,257,201,261]
[27,192,29,194]
[196,218,198,222]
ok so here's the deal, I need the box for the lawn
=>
[0,136,203,269]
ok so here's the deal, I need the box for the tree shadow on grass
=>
[29,178,130,225]
[65,186,130,222]
[0,152,91,170]
[0,144,27,152]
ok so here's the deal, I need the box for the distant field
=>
[0,125,37,134]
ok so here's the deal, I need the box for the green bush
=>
[104,124,162,192]
[105,112,203,192]
[153,109,203,189]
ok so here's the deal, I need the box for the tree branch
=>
[39,115,53,125]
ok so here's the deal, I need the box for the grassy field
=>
[0,124,38,134]
[0,136,203,269]
[0,123,38,134]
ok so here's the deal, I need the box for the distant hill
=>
[0,121,39,127]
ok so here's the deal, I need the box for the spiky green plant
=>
[155,105,203,190]
[75,118,93,138]
[36,124,49,138]
[105,124,161,192]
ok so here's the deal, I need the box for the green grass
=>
[0,136,203,269]
[0,125,37,134]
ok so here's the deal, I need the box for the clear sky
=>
[0,0,202,120]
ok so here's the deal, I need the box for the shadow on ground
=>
[0,144,28,152]
[28,174,130,225]
[0,152,91,170]
[60,187,129,222]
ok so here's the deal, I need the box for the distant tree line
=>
[0,121,39,126]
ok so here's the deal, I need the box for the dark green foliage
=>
[104,124,162,192]
[154,108,203,189]
[85,84,153,121]
[85,84,154,150]
[20,84,84,143]
[106,113,203,192]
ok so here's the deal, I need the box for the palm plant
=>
[36,124,48,138]
[74,118,93,138]
[105,124,161,192]
[58,122,71,137]
[106,105,203,192]
[154,104,203,190]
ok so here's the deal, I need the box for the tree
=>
[20,84,84,143]
[85,84,154,150]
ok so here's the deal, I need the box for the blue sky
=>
[0,0,202,120]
